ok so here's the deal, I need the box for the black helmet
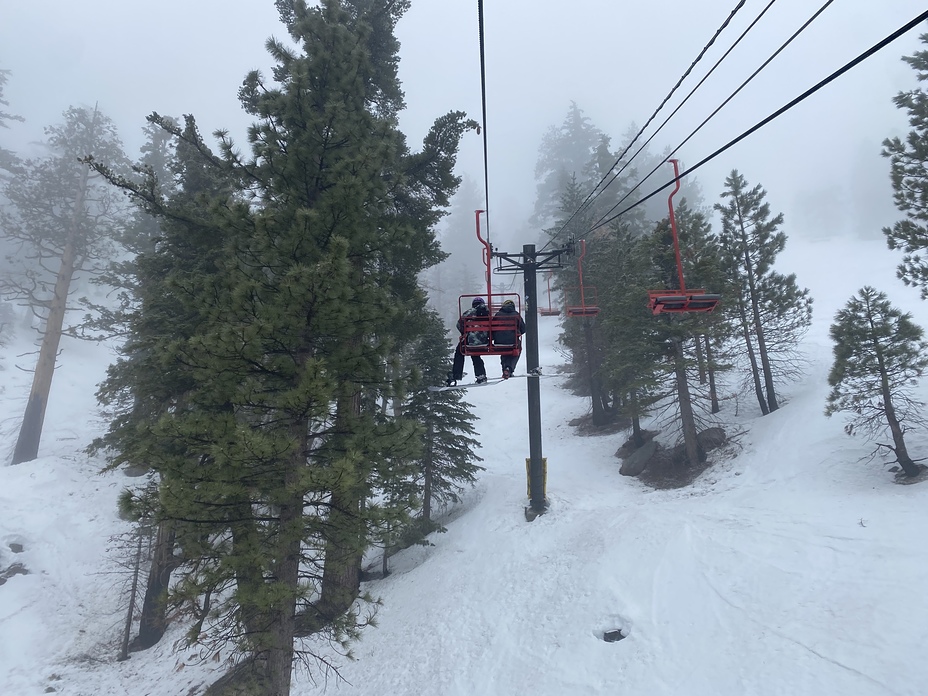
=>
[502,299,515,309]
[472,297,486,307]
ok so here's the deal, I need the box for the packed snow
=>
[1,234,927,696]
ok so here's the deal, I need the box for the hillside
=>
[1,235,927,696]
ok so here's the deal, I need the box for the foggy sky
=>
[2,0,925,247]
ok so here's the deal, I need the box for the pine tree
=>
[597,226,663,445]
[91,1,474,692]
[638,212,716,467]
[0,67,23,174]
[90,114,237,651]
[403,310,483,521]
[883,33,928,296]
[826,286,927,477]
[551,175,610,421]
[531,102,603,229]
[715,170,811,415]
[1,105,129,464]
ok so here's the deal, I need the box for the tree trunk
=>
[12,153,90,465]
[265,478,302,696]
[751,305,779,413]
[736,205,779,413]
[874,339,920,477]
[422,419,433,522]
[693,335,707,385]
[883,396,920,476]
[11,240,78,464]
[704,336,720,414]
[134,520,181,650]
[584,319,608,425]
[737,296,768,416]
[631,414,644,449]
[317,484,362,619]
[672,338,701,467]
[317,391,364,622]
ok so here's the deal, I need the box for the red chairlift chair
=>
[457,211,524,357]
[647,159,720,315]
[539,272,561,317]
[565,239,600,318]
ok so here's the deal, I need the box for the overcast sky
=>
[2,0,926,245]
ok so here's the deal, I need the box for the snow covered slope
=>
[1,235,926,696]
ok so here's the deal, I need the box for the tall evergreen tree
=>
[531,102,603,229]
[91,113,236,651]
[402,310,483,522]
[551,175,609,420]
[1,105,129,464]
[883,33,928,297]
[92,1,474,692]
[638,213,718,467]
[826,286,927,477]
[715,170,811,415]
[597,226,663,445]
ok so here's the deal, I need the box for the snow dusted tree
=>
[715,170,811,415]
[1,105,129,464]
[883,33,928,298]
[826,286,927,477]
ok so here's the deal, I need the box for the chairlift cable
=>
[590,0,837,232]
[581,0,779,232]
[592,7,928,231]
[541,0,749,252]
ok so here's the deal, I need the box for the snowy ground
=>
[1,234,927,696]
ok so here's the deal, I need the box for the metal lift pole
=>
[492,242,568,520]
[522,244,546,516]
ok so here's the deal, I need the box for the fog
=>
[2,0,924,256]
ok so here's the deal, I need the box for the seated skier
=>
[447,297,489,386]
[493,299,525,379]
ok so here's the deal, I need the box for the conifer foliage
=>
[884,33,928,297]
[826,286,927,477]
[715,170,811,415]
[89,1,475,692]
[1,105,129,464]
[0,67,23,173]
[402,310,483,523]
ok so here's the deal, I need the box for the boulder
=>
[619,438,657,476]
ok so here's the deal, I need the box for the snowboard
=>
[427,371,545,392]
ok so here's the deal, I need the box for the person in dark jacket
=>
[447,297,489,386]
[494,299,525,378]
